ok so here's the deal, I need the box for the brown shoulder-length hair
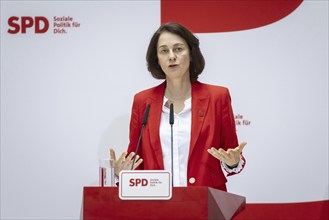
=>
[146,22,205,82]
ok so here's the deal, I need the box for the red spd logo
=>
[7,16,49,34]
[129,178,148,187]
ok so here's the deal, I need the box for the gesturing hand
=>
[110,149,143,177]
[207,142,247,167]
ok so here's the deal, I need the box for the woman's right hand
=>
[109,148,143,177]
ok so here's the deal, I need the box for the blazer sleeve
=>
[219,88,246,176]
[220,88,239,150]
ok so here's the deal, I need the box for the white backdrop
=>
[1,1,328,219]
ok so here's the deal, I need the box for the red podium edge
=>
[83,186,246,220]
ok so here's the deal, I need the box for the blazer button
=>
[189,177,196,184]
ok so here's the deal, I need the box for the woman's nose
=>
[168,50,176,61]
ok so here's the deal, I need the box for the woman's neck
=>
[165,78,191,102]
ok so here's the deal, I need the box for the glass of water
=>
[99,159,115,187]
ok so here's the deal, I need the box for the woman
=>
[110,22,246,191]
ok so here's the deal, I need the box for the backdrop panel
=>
[1,1,328,219]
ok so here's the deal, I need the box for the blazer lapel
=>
[189,81,209,160]
[146,82,166,169]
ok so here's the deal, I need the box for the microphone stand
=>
[169,103,174,187]
[131,104,150,170]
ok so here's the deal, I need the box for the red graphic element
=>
[235,200,329,220]
[161,0,303,33]
[7,16,49,34]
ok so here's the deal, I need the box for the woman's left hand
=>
[207,142,247,167]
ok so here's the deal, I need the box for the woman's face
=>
[157,31,191,82]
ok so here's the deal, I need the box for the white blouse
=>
[160,96,192,186]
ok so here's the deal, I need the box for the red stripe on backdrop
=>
[234,200,329,220]
[161,0,303,33]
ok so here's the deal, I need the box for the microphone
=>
[142,103,150,125]
[131,104,150,170]
[169,103,174,125]
[169,103,174,186]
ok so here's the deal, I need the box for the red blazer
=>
[127,81,243,191]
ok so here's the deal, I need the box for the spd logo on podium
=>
[119,170,172,200]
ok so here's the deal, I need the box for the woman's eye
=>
[175,47,183,52]
[160,49,168,54]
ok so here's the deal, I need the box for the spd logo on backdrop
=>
[7,16,81,34]
[7,16,49,34]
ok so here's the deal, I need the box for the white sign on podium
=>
[119,170,172,200]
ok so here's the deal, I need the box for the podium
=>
[83,187,245,219]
